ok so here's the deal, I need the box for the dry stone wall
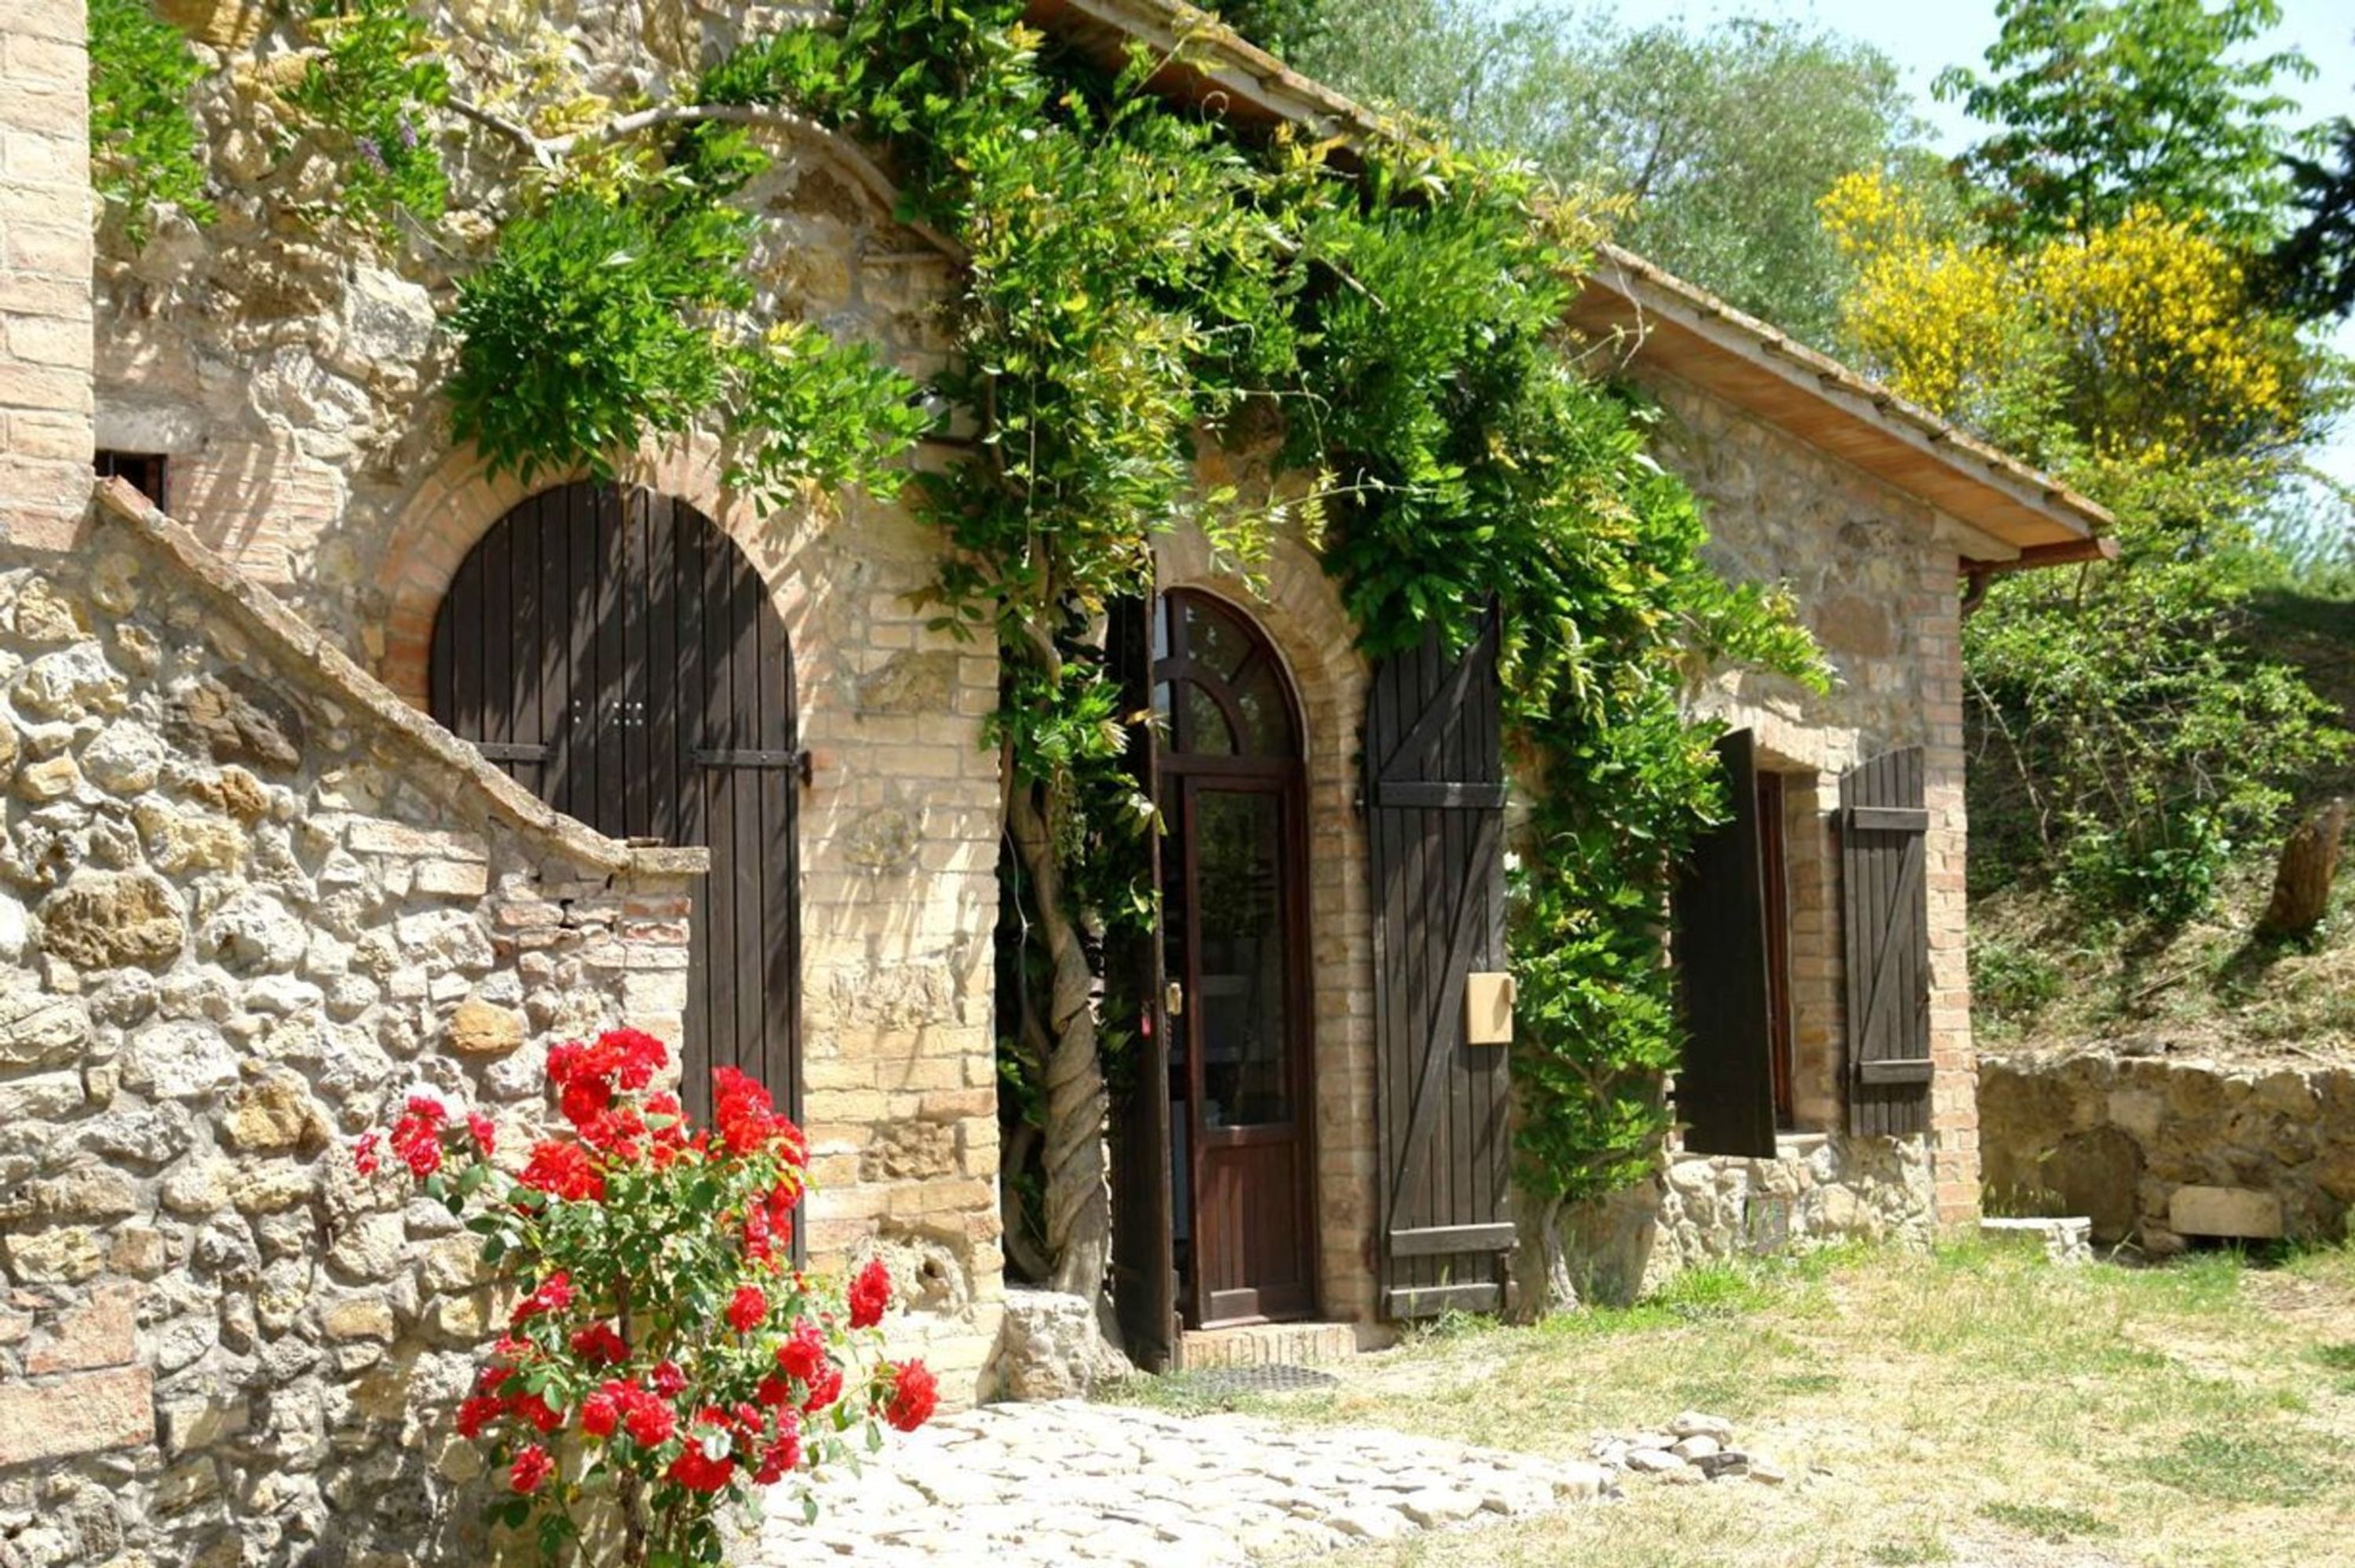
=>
[0,488,700,1566]
[1981,1049,2355,1251]
[1560,1135,1934,1304]
[90,0,1007,1392]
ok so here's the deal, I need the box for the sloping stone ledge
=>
[91,477,706,888]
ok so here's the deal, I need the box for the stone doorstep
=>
[1175,1321,1363,1373]
[1978,1215,2094,1265]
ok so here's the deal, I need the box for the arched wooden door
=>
[429,481,801,1129]
[1154,590,1315,1327]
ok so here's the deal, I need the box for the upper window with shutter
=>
[1670,733,1937,1155]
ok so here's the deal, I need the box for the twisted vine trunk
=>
[1006,780,1112,1300]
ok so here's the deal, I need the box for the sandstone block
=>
[202,888,307,973]
[26,1281,138,1374]
[79,721,162,794]
[2168,1184,2283,1240]
[16,753,78,801]
[0,980,87,1068]
[5,1225,101,1283]
[13,643,126,721]
[223,1074,329,1154]
[228,1162,316,1214]
[444,998,523,1058]
[41,871,185,971]
[124,1020,237,1099]
[319,1297,395,1343]
[166,674,301,771]
[0,1365,154,1467]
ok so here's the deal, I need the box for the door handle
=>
[1165,981,1185,1018]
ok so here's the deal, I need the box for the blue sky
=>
[1477,0,2355,487]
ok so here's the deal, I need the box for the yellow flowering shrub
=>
[1817,170,2314,472]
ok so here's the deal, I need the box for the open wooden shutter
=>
[1671,729,1777,1158]
[1367,606,1513,1319]
[1841,746,1932,1137]
[1104,594,1176,1370]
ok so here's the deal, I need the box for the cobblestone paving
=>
[761,1399,1612,1566]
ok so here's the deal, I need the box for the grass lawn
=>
[1102,1240,2355,1566]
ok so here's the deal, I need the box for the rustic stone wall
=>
[1613,369,1983,1238]
[86,0,1006,1386]
[1981,1049,2355,1251]
[0,487,702,1565]
[0,0,93,551]
[1561,1135,1935,1305]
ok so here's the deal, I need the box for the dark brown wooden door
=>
[429,481,801,1132]
[1155,591,1315,1328]
[1367,607,1513,1320]
[1842,746,1932,1137]
[1671,729,1779,1158]
[1107,593,1177,1369]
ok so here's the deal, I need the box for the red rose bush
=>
[355,1029,935,1566]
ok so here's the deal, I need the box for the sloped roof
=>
[1024,0,2114,566]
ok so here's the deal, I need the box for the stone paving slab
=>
[755,1399,1612,1566]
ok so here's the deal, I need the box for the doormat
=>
[1185,1362,1343,1396]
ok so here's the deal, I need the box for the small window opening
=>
[95,451,168,509]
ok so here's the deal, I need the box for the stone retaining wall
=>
[0,489,699,1564]
[1980,1050,2355,1251]
[1558,1133,1935,1304]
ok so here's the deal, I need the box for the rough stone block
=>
[2168,1184,2283,1240]
[0,1365,153,1468]
[25,1280,137,1373]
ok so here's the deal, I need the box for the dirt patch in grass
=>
[1101,1242,2355,1567]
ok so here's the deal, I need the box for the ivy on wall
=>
[87,0,1824,1298]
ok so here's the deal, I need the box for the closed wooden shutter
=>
[429,482,802,1136]
[1842,746,1932,1136]
[1105,593,1176,1370]
[1367,606,1513,1319]
[1671,729,1777,1158]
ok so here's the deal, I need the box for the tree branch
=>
[443,97,966,261]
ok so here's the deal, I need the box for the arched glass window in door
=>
[1153,590,1314,1327]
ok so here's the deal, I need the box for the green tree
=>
[1934,0,2314,246]
[2269,115,2355,320]
[1293,0,1924,345]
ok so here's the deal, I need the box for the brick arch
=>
[1151,527,1383,1327]
[375,440,815,707]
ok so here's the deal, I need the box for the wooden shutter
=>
[1367,606,1513,1319]
[1841,746,1932,1137]
[1670,729,1777,1158]
[1105,593,1176,1371]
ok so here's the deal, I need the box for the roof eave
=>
[1021,0,2115,563]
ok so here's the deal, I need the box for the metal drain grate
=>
[1186,1362,1342,1395]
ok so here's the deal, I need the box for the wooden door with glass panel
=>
[1154,590,1315,1327]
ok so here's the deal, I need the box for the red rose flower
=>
[727,1285,768,1334]
[518,1140,604,1204]
[621,1386,675,1448]
[754,1413,803,1485]
[580,1385,621,1439]
[847,1258,891,1329]
[509,1443,555,1494]
[513,1392,564,1435]
[775,1318,827,1383]
[510,1271,574,1327]
[389,1096,447,1180]
[352,1132,382,1176]
[801,1361,843,1414]
[466,1112,497,1157]
[650,1360,686,1399]
[568,1322,628,1366]
[884,1360,938,1432]
[755,1373,793,1409]
[667,1446,736,1493]
[455,1395,504,1440]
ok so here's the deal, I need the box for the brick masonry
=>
[0,0,93,552]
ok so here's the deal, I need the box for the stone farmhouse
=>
[0,0,2109,1559]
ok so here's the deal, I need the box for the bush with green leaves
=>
[87,0,214,242]
[286,0,452,225]
[446,188,928,505]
